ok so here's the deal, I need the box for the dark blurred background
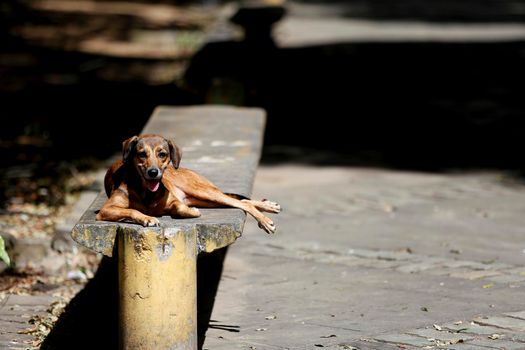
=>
[1,0,525,206]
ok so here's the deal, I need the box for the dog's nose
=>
[147,168,159,178]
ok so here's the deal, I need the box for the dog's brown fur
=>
[96,134,280,233]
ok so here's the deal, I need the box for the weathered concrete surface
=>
[118,227,198,350]
[202,165,525,349]
[72,194,244,256]
[72,105,266,256]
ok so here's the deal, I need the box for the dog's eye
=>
[137,151,147,159]
[158,151,167,159]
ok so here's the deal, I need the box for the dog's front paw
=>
[142,216,160,227]
[262,199,281,213]
[187,207,201,217]
[175,206,201,218]
[258,216,276,234]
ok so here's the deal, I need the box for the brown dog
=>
[96,134,280,233]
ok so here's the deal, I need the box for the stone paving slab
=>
[461,339,525,350]
[0,294,58,349]
[371,333,433,347]
[327,342,414,350]
[441,321,510,336]
[445,344,506,350]
[405,327,475,342]
[473,316,525,331]
[503,311,525,320]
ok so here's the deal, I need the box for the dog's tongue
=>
[146,180,160,192]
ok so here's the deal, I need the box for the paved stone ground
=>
[0,295,57,349]
[202,165,525,350]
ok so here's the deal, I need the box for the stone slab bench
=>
[71,105,266,350]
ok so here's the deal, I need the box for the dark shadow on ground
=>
[40,257,119,350]
[197,248,231,349]
[41,248,227,350]
[185,39,525,171]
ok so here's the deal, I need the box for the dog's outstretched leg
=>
[186,194,277,234]
[242,199,281,214]
[163,167,280,234]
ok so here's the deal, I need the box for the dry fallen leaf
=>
[17,327,38,335]
[450,338,464,344]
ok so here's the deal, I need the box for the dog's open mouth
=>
[145,180,160,192]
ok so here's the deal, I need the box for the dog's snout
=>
[147,168,160,179]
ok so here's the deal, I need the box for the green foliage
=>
[0,236,11,266]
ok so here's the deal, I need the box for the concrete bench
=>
[71,105,266,350]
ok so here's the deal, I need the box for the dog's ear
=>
[167,139,182,169]
[122,136,139,162]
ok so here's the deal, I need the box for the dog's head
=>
[122,134,181,192]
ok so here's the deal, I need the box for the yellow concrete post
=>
[117,227,197,350]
